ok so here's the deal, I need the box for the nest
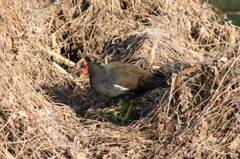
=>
[0,0,239,158]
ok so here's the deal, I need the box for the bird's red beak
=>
[80,65,89,78]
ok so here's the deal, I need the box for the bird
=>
[80,61,168,122]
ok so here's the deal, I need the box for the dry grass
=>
[0,0,239,158]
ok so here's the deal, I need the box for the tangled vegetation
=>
[0,0,239,158]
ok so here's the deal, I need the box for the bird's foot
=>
[104,103,128,116]
[104,99,134,123]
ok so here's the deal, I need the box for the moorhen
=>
[81,61,168,122]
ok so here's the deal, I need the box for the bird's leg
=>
[104,99,134,122]
[120,99,134,123]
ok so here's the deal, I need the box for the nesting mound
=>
[0,0,239,158]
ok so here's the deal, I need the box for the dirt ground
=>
[0,0,239,158]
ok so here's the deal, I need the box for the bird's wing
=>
[91,79,130,98]
[113,84,129,91]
